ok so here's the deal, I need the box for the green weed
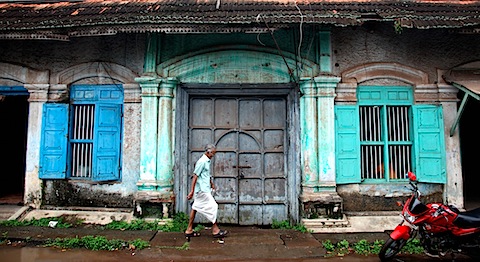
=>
[402,238,424,254]
[322,239,335,252]
[336,239,350,255]
[45,236,150,251]
[271,219,311,233]
[353,239,385,255]
[322,238,422,257]
[104,212,189,232]
[0,217,73,228]
[177,241,190,250]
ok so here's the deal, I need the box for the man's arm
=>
[187,174,198,200]
[210,177,215,190]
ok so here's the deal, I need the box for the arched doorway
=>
[167,47,313,224]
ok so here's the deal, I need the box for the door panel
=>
[189,96,287,225]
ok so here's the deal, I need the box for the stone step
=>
[303,214,400,233]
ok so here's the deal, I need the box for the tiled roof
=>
[0,0,479,40]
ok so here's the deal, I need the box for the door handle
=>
[233,165,251,168]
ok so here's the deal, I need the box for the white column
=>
[23,84,49,208]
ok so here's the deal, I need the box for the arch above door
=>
[158,46,319,84]
[341,62,429,85]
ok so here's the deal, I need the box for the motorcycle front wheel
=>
[379,237,408,261]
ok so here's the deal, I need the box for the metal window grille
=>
[70,104,94,178]
[360,106,411,180]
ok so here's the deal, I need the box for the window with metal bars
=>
[70,104,95,178]
[359,105,412,180]
[39,85,123,181]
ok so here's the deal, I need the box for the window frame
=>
[39,84,124,182]
[335,85,447,184]
[359,104,413,182]
[357,86,413,183]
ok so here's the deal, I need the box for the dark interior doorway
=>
[458,92,480,210]
[0,95,29,205]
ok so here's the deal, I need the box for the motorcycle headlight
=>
[403,211,416,223]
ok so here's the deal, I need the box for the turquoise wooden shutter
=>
[39,104,68,179]
[92,104,122,181]
[335,106,361,184]
[413,105,446,183]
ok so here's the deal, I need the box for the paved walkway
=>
[1,223,392,261]
[0,205,398,261]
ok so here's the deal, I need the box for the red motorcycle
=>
[379,171,480,261]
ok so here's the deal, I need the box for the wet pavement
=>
[0,203,476,261]
[1,224,475,261]
[1,225,329,261]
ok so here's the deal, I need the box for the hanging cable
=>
[294,1,304,67]
[256,13,296,82]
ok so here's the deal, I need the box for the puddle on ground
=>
[0,246,141,262]
[1,245,471,262]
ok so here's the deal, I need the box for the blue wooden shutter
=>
[413,105,446,183]
[39,104,68,179]
[335,106,361,184]
[92,104,122,181]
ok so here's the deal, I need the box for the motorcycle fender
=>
[390,225,411,240]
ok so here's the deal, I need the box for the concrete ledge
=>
[9,206,31,221]
[303,215,401,233]
[22,209,135,225]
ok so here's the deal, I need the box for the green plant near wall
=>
[271,219,311,233]
[104,212,189,232]
[394,19,403,34]
[322,238,424,257]
[0,217,75,228]
[45,236,150,251]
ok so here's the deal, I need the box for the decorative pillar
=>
[24,84,50,208]
[299,78,319,193]
[136,77,161,191]
[300,76,343,221]
[156,78,177,193]
[135,77,179,199]
[134,33,177,218]
[135,75,177,218]
[318,30,332,74]
[317,76,340,190]
[135,32,164,193]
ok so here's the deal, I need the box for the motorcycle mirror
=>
[407,171,417,181]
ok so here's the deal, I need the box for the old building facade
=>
[0,0,479,226]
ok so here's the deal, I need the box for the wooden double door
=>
[188,95,288,225]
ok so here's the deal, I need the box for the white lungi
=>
[192,191,218,223]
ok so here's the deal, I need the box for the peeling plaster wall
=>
[0,34,145,208]
[338,183,444,212]
[0,34,145,74]
[332,25,480,80]
[1,24,475,211]
[24,102,44,207]
[332,24,473,211]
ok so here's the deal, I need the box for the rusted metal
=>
[232,165,251,168]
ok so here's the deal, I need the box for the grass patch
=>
[0,217,75,228]
[45,236,150,251]
[158,241,190,251]
[322,238,424,257]
[271,219,311,233]
[103,212,189,232]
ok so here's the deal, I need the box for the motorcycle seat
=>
[453,207,480,228]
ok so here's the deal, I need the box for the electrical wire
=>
[294,1,304,67]
[257,13,296,82]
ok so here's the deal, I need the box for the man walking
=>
[184,144,228,240]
